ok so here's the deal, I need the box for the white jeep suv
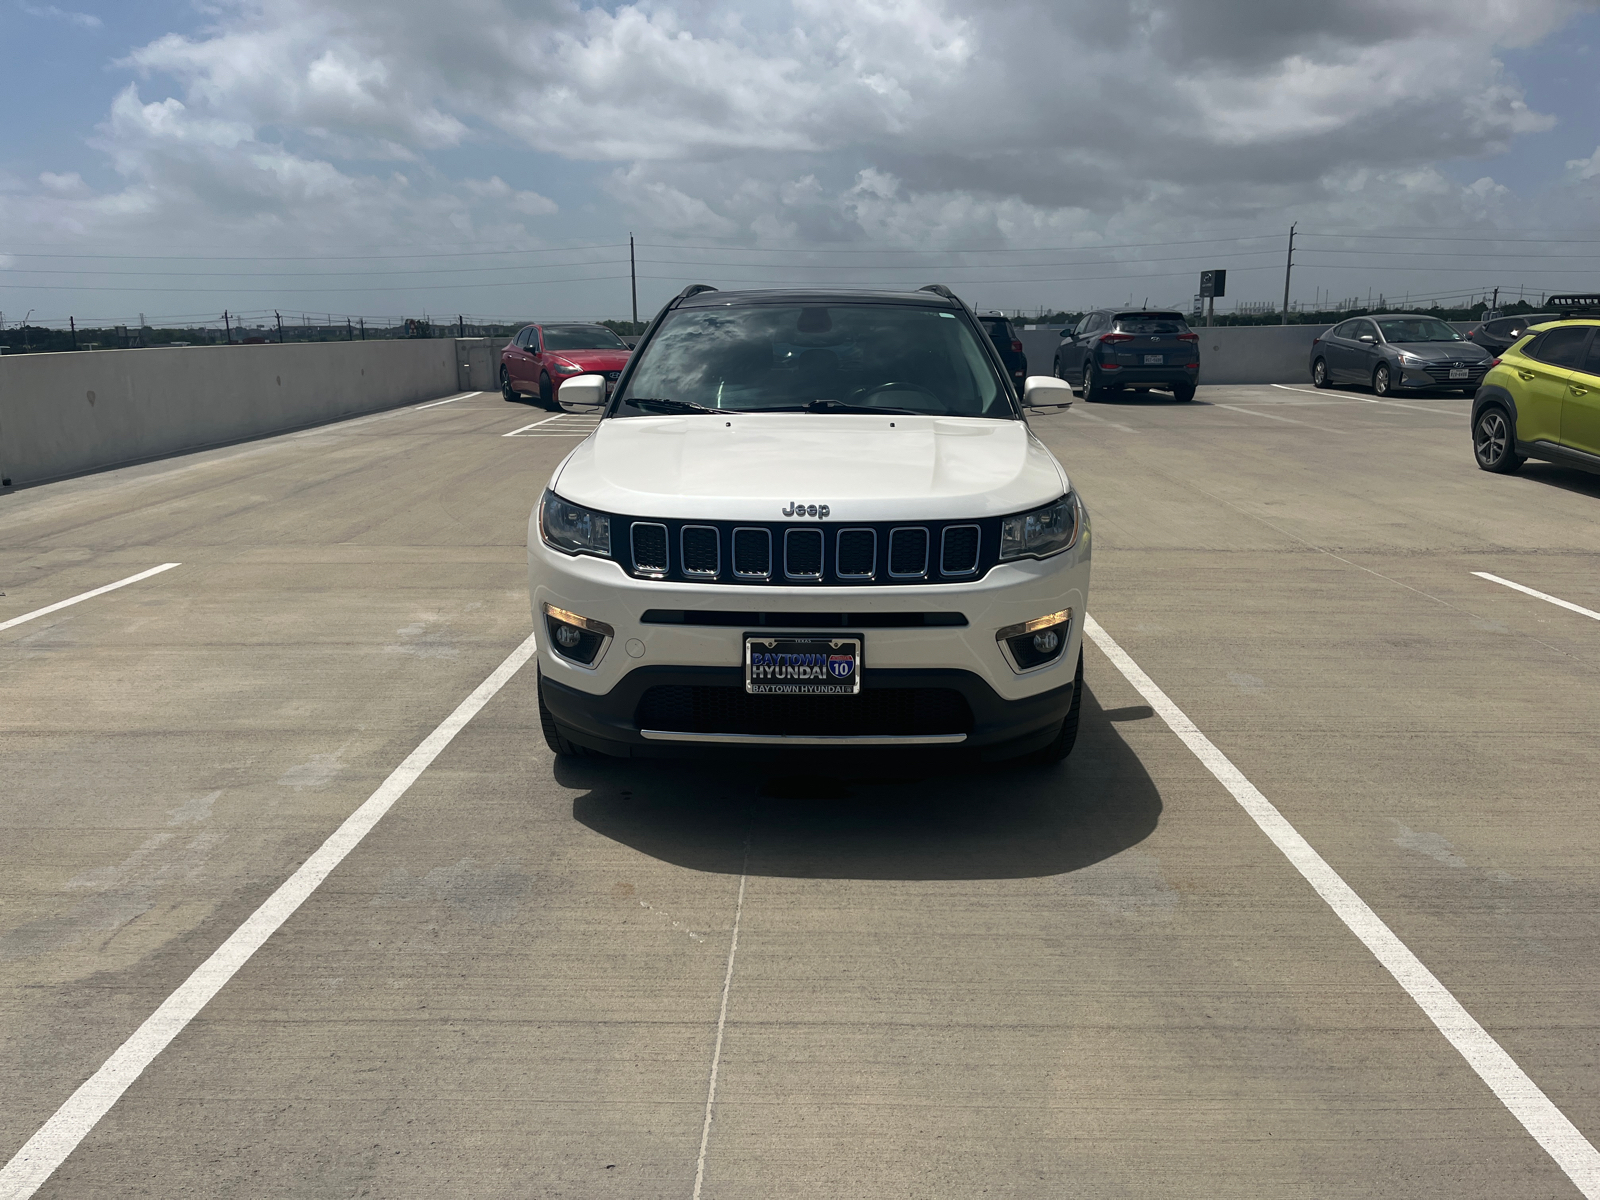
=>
[528,284,1090,761]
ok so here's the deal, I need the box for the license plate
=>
[1449,367,1469,380]
[1143,354,1164,365]
[745,635,861,695]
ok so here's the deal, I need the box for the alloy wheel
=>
[1475,410,1508,467]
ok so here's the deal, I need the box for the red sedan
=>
[500,323,631,408]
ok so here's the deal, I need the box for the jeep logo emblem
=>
[782,502,830,518]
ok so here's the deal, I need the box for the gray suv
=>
[1054,309,1199,402]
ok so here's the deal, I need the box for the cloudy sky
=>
[3,0,1599,328]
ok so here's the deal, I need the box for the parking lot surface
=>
[4,383,1600,1197]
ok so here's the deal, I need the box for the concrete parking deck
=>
[4,384,1599,1197]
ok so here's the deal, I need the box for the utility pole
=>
[70,316,78,350]
[630,233,638,326]
[1491,287,1499,314]
[347,318,354,341]
[1281,222,1296,325]
[223,310,232,344]
[359,317,365,340]
[275,310,284,343]
[458,314,464,338]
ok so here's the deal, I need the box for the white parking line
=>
[1473,572,1600,622]
[1064,407,1137,433]
[0,630,541,1199]
[1084,614,1600,1197]
[414,391,481,410]
[1211,403,1345,435]
[1271,383,1461,416]
[503,413,601,437]
[0,563,181,634]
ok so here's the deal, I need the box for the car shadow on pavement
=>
[562,685,1161,881]
[1516,461,1600,500]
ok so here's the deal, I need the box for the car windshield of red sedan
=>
[541,324,628,351]
[615,303,1013,418]
[1377,318,1462,343]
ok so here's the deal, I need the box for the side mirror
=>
[558,374,606,407]
[1059,330,1075,340]
[1357,334,1377,344]
[1022,375,1074,409]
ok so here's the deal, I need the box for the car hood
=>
[549,349,631,371]
[1389,341,1489,361]
[551,413,1068,522]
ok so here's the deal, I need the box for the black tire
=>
[1312,357,1331,388]
[1030,647,1084,764]
[1373,362,1394,397]
[1171,383,1195,402]
[1054,356,1067,381]
[1082,362,1105,402]
[1473,405,1524,474]
[538,372,556,409]
[538,670,601,758]
[501,365,518,402]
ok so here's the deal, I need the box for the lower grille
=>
[636,686,972,736]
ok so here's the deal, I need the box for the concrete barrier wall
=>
[0,339,462,487]
[1018,324,1332,387]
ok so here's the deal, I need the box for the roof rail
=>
[918,284,958,301]
[1547,294,1600,318]
[676,284,719,301]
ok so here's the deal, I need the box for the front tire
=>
[1373,362,1393,397]
[539,371,556,409]
[1312,357,1331,388]
[1030,647,1084,764]
[501,366,518,402]
[1473,405,1524,474]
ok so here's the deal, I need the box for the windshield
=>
[1377,318,1461,343]
[614,303,1014,418]
[542,324,628,351]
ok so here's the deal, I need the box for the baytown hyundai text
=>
[528,285,1090,761]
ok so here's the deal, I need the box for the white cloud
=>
[1567,146,1600,180]
[21,4,101,29]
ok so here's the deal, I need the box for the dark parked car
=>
[1309,315,1490,396]
[1465,313,1557,356]
[1053,309,1199,401]
[501,323,631,408]
[979,313,1027,388]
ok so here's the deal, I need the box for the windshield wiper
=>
[802,399,923,416]
[627,397,718,415]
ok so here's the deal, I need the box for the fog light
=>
[542,602,615,667]
[995,608,1072,674]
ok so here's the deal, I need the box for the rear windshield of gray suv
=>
[1113,313,1189,335]
[616,303,1014,418]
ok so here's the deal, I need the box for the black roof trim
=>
[675,286,959,307]
[918,283,957,300]
[675,284,719,301]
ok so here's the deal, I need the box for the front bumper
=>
[541,664,1077,759]
[528,508,1091,752]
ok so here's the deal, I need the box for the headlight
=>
[540,490,611,557]
[549,359,581,374]
[999,493,1082,560]
[1399,352,1424,366]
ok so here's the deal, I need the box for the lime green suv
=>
[1472,296,1600,474]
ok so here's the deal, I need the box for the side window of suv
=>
[1528,326,1592,369]
[1581,329,1600,377]
[1072,315,1092,337]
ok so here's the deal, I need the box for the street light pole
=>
[630,233,638,327]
